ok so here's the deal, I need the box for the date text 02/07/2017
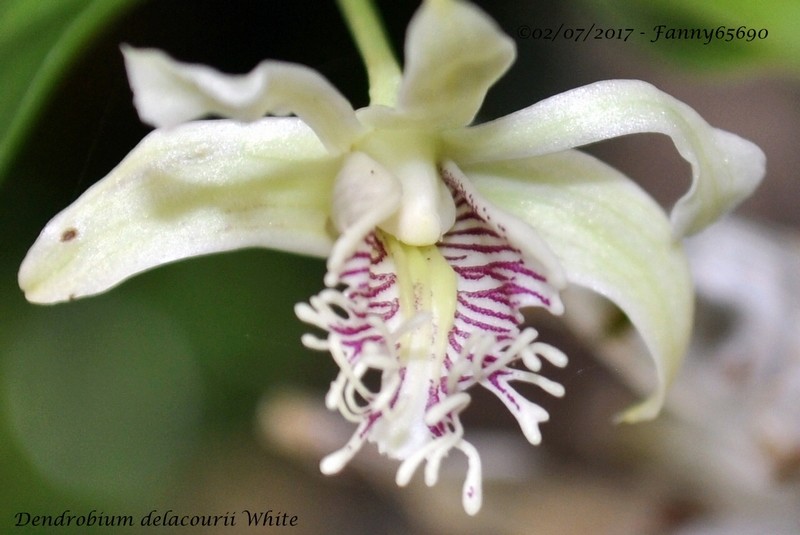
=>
[515,23,768,44]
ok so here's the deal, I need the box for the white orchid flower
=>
[18,0,764,515]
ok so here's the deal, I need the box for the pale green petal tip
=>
[672,128,766,237]
[18,226,81,305]
[614,391,664,424]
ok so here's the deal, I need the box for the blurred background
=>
[1,1,798,533]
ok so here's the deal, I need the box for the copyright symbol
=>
[517,25,531,39]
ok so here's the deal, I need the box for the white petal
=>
[19,118,338,304]
[394,0,515,128]
[122,46,363,153]
[442,80,765,237]
[466,151,694,422]
[325,152,402,285]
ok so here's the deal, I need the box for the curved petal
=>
[442,80,765,237]
[464,151,694,422]
[394,0,515,128]
[122,46,363,153]
[325,151,402,286]
[19,118,339,304]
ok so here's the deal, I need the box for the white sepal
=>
[393,0,515,128]
[19,119,337,303]
[467,150,694,422]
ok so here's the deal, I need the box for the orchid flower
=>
[18,0,764,515]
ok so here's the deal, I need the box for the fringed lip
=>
[296,173,568,515]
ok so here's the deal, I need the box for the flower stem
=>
[337,0,402,107]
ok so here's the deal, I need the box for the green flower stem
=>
[337,0,402,106]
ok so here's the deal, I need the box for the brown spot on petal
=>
[60,228,78,242]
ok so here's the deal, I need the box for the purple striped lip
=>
[296,170,567,515]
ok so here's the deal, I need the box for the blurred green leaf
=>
[587,0,800,74]
[0,0,143,181]
[3,295,203,504]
